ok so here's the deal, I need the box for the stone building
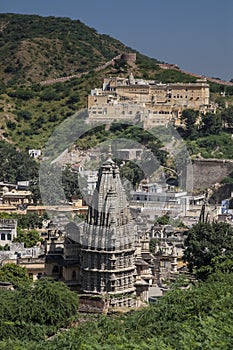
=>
[80,154,137,309]
[45,155,152,311]
[88,75,215,127]
[45,218,81,291]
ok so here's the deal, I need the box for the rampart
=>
[192,159,233,190]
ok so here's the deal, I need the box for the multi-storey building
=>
[88,74,215,127]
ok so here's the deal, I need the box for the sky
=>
[1,0,233,81]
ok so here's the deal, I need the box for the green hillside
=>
[0,13,135,84]
[0,13,229,150]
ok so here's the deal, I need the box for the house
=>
[2,189,32,207]
[0,219,17,246]
[28,149,42,159]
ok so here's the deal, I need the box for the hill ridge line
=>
[158,63,233,87]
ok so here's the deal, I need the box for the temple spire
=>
[107,144,113,160]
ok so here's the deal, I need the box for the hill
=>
[0,13,231,150]
[0,13,137,84]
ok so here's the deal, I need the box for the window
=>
[7,234,11,240]
[1,233,5,241]
[52,265,59,273]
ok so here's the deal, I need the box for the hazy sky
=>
[1,0,233,81]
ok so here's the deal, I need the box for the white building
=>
[0,219,17,245]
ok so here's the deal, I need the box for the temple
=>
[45,153,153,312]
[80,153,137,308]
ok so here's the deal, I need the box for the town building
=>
[80,154,138,309]
[130,182,189,218]
[0,219,17,246]
[28,149,42,159]
[0,241,45,281]
[2,188,32,207]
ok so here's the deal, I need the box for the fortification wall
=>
[192,159,233,190]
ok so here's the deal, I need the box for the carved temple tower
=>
[80,154,137,308]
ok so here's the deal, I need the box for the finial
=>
[108,144,112,159]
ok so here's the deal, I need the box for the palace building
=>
[87,74,216,127]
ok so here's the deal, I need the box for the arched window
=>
[7,234,11,241]
[1,233,5,241]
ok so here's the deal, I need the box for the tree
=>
[0,278,79,342]
[183,222,233,277]
[119,161,144,189]
[0,263,30,286]
[155,214,170,225]
[16,110,32,121]
[23,278,79,327]
[201,112,222,136]
[14,229,41,248]
[62,166,82,201]
[17,212,43,229]
[180,109,199,139]
[221,106,233,128]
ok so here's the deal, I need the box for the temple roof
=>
[82,157,135,250]
[86,157,129,227]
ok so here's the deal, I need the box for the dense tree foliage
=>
[0,141,38,182]
[0,278,78,342]
[221,106,233,128]
[177,107,233,158]
[14,229,41,248]
[188,132,233,159]
[201,112,222,136]
[0,263,30,286]
[180,109,199,139]
[62,166,83,201]
[183,222,233,278]
[0,272,231,349]
[155,214,170,225]
[119,161,144,189]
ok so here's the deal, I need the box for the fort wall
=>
[192,159,233,190]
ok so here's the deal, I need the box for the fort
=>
[87,73,216,127]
